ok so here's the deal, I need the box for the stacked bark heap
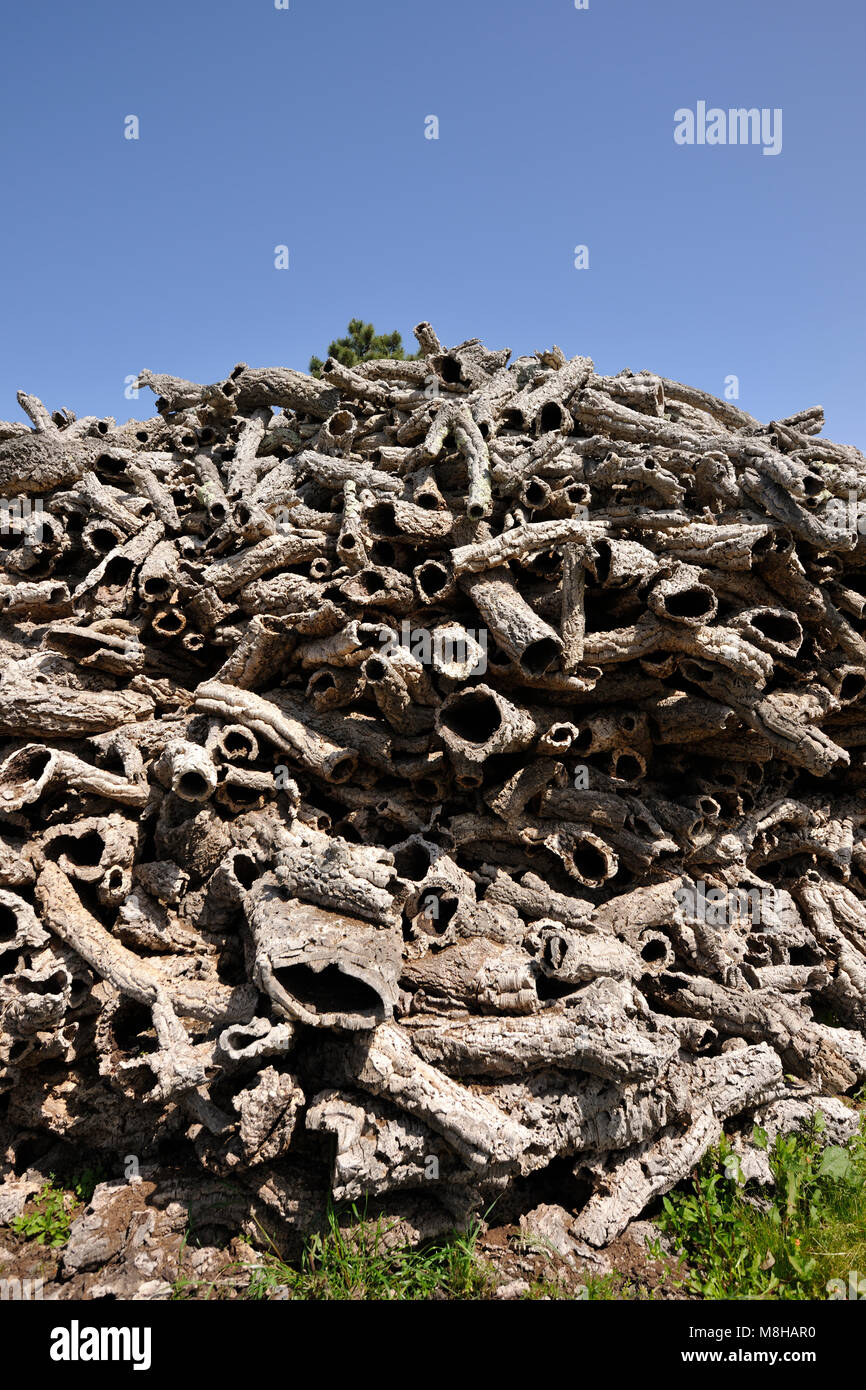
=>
[1,323,866,1249]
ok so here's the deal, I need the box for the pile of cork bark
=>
[1,323,865,1253]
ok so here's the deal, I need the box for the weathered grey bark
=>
[249,887,402,1030]
[194,681,357,782]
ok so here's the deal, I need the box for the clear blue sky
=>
[1,0,863,446]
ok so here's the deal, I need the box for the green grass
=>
[653,1111,866,1299]
[242,1203,495,1301]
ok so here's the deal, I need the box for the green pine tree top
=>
[309,319,421,377]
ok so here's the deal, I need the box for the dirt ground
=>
[0,1170,689,1301]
